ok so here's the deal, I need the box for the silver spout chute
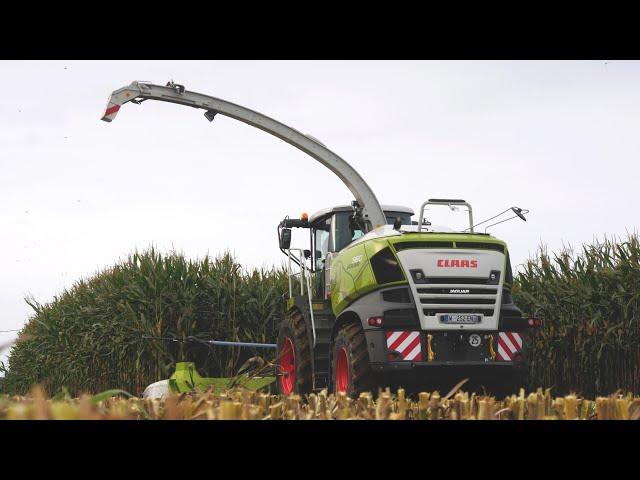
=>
[101,81,386,229]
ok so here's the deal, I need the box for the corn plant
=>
[0,248,289,396]
[3,232,639,399]
[513,233,640,397]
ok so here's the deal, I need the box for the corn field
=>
[0,248,288,396]
[2,386,640,420]
[513,233,640,397]
[2,233,640,399]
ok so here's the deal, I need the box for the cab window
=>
[313,217,331,271]
[385,212,412,226]
[332,212,364,252]
[332,210,412,252]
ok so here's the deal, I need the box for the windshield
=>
[385,212,412,226]
[420,204,471,231]
[333,210,413,252]
[333,212,363,252]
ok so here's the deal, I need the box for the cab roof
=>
[309,204,414,224]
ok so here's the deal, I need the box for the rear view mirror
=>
[279,228,292,250]
[511,207,527,222]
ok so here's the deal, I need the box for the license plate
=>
[439,314,482,324]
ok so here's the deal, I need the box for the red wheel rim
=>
[280,337,295,395]
[335,347,350,393]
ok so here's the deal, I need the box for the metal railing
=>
[418,199,474,233]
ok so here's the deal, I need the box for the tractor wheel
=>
[331,322,372,397]
[276,309,313,396]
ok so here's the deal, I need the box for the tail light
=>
[368,316,383,327]
[527,317,544,328]
[513,352,524,362]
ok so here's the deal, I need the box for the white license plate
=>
[439,314,482,324]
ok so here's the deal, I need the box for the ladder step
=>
[314,372,330,389]
[315,333,331,344]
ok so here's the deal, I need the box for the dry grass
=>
[2,386,640,420]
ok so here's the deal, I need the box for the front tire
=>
[331,323,372,397]
[276,309,312,396]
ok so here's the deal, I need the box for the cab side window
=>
[313,218,331,271]
[332,212,364,252]
[385,212,412,226]
[313,217,331,299]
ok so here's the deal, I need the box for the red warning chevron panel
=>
[385,331,423,361]
[496,332,523,361]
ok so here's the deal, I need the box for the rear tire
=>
[331,323,372,397]
[276,309,312,396]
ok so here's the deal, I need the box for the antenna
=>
[465,207,529,233]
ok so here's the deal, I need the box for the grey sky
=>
[2,60,639,365]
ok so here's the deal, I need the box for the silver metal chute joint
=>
[101,81,386,229]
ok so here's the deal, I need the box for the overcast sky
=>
[2,60,639,365]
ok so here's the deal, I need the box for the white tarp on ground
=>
[142,379,170,399]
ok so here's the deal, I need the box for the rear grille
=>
[417,287,498,295]
[418,276,499,319]
[423,308,495,317]
[420,298,495,305]
[425,277,489,284]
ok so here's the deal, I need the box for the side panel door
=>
[329,242,376,315]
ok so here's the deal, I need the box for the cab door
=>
[312,216,331,299]
[324,211,367,299]
[313,211,367,300]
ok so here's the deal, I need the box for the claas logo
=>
[437,259,478,268]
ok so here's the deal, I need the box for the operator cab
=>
[278,204,413,300]
[309,204,413,272]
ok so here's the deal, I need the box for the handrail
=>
[286,249,316,347]
[418,199,474,233]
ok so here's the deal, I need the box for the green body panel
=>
[330,238,397,315]
[168,362,275,394]
[329,232,508,316]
